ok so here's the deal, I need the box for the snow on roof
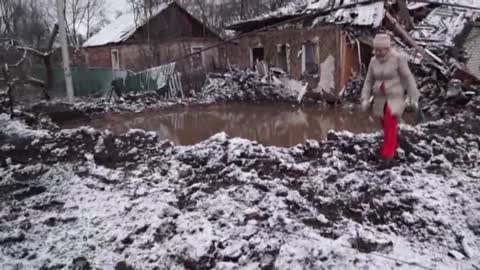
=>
[438,0,480,9]
[83,2,173,48]
[314,1,385,28]
[227,0,385,31]
[305,0,330,10]
[227,0,480,32]
[226,1,305,30]
[407,2,430,10]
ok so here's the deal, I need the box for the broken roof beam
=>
[398,0,415,30]
[385,11,435,62]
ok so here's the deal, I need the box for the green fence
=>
[31,66,115,97]
[31,63,177,98]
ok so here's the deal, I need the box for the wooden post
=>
[56,0,75,103]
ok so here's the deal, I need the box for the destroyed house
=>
[225,0,480,95]
[82,1,223,76]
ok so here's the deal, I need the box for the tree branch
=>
[26,76,46,88]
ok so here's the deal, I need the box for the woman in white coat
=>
[361,34,420,160]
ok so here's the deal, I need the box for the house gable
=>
[83,2,220,48]
[127,3,219,44]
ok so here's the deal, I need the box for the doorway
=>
[250,47,265,68]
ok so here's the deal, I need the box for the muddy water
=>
[61,104,418,147]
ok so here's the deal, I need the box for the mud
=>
[1,84,480,269]
[1,109,480,269]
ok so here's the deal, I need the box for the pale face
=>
[374,47,390,59]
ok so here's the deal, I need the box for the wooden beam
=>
[397,0,414,31]
[409,0,480,11]
[385,11,433,62]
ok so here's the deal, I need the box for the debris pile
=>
[198,69,309,103]
[0,110,479,269]
[420,82,480,118]
[339,74,365,102]
[18,91,188,123]
[409,6,475,55]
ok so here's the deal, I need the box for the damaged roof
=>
[225,1,306,32]
[226,0,480,32]
[410,5,479,48]
[226,0,388,31]
[313,1,385,28]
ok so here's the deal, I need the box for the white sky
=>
[75,0,130,36]
[105,0,131,20]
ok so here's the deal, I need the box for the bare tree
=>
[84,0,108,38]
[1,23,59,106]
[63,0,109,46]
[0,0,50,46]
[42,0,108,46]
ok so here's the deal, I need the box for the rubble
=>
[197,69,315,104]
[339,74,365,102]
[18,91,187,123]
[409,6,476,52]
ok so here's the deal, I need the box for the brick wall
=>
[225,25,344,92]
[84,46,113,69]
[85,37,222,73]
[464,25,480,79]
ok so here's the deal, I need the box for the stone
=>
[115,261,134,270]
[467,216,480,235]
[72,257,91,270]
[447,250,465,260]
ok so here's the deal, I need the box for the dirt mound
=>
[1,111,479,269]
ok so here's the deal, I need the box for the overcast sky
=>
[105,0,131,19]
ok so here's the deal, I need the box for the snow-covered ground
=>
[1,108,479,269]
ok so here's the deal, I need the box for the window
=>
[302,41,318,74]
[191,46,204,68]
[111,49,120,69]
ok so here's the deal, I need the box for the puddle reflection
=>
[61,104,417,147]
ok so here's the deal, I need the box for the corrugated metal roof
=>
[83,2,173,48]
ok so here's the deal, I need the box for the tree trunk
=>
[2,65,15,117]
